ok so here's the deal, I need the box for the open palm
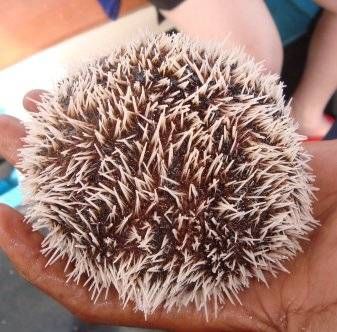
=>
[0,90,337,331]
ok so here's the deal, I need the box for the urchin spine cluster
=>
[20,32,316,318]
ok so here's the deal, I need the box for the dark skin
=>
[0,91,337,331]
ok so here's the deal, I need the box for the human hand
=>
[0,90,337,331]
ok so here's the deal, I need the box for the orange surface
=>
[0,0,148,69]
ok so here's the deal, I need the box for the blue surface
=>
[266,0,320,45]
[98,0,120,19]
[0,166,21,208]
[0,183,22,208]
[0,179,13,194]
[0,169,18,193]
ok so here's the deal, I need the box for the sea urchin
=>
[20,33,316,317]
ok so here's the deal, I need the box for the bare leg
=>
[160,0,283,74]
[292,4,337,137]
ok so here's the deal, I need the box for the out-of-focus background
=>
[0,0,174,121]
[0,1,336,331]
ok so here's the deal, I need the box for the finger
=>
[0,90,47,166]
[0,115,25,166]
[23,89,47,113]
